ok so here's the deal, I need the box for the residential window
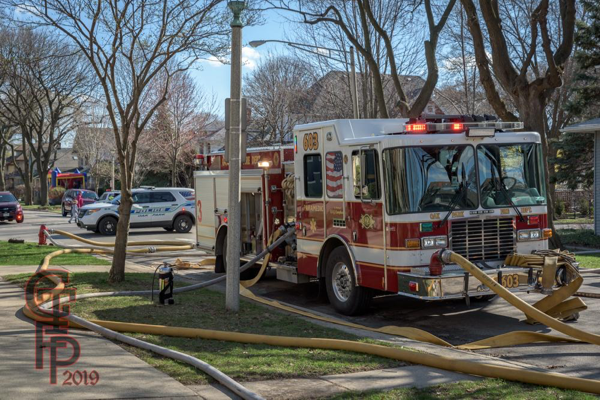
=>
[304,154,323,198]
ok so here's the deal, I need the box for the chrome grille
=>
[450,218,515,262]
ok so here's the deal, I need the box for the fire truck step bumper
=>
[397,267,535,300]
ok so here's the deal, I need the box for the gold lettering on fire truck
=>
[429,212,441,220]
[303,132,319,151]
[329,207,343,216]
[359,214,376,230]
[451,211,464,218]
[521,207,532,214]
[501,208,510,215]
[309,218,317,233]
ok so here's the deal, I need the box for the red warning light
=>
[452,123,464,131]
[406,123,427,133]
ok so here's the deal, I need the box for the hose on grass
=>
[21,228,600,395]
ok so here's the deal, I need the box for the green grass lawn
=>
[576,254,600,269]
[554,217,594,225]
[4,272,404,385]
[0,241,110,266]
[325,379,595,399]
[557,229,600,249]
[20,204,61,213]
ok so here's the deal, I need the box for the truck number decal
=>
[197,200,202,223]
[501,274,519,288]
[303,132,319,151]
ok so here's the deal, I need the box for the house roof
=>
[561,118,600,133]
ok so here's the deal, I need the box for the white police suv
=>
[77,187,196,235]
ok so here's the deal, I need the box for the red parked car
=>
[0,192,24,223]
[61,189,98,217]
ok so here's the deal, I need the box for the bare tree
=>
[244,55,314,144]
[147,70,216,186]
[460,0,577,242]
[267,0,456,118]
[3,0,232,282]
[0,27,90,205]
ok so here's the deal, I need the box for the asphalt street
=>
[3,210,600,382]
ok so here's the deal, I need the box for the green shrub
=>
[555,200,566,217]
[558,229,600,248]
[578,198,590,216]
[49,186,65,200]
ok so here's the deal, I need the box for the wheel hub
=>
[332,262,352,302]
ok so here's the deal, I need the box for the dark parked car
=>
[0,192,24,223]
[61,189,98,217]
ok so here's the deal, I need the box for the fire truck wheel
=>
[472,294,497,302]
[174,215,193,233]
[326,247,371,315]
[98,216,118,235]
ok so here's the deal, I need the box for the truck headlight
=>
[518,229,541,241]
[421,236,447,249]
[86,209,101,216]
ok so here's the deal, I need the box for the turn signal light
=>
[405,238,421,249]
[543,228,553,239]
[528,215,540,225]
[409,281,419,292]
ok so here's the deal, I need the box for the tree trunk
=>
[518,88,563,249]
[38,159,49,206]
[0,145,6,191]
[109,150,133,283]
[171,156,177,187]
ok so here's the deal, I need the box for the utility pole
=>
[349,46,359,119]
[226,0,246,312]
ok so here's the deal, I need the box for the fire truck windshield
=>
[477,143,546,208]
[383,145,478,214]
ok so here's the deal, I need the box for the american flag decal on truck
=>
[326,151,343,198]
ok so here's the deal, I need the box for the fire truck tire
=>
[221,236,261,280]
[472,294,497,302]
[174,215,193,233]
[326,246,371,315]
[98,216,118,235]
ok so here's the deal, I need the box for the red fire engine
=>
[194,115,554,315]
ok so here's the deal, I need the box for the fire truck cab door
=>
[195,174,218,250]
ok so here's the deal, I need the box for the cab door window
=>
[132,192,151,204]
[352,149,381,200]
[151,192,176,203]
[304,154,323,198]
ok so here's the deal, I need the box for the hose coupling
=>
[439,248,454,264]
[148,246,157,253]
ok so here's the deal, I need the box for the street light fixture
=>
[249,39,360,119]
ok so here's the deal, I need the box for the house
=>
[561,118,600,234]
[304,71,445,121]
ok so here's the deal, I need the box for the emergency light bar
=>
[403,119,524,136]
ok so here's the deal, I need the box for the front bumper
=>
[0,211,23,222]
[397,265,535,300]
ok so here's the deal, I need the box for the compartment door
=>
[195,176,217,250]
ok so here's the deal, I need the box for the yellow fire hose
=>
[20,229,600,395]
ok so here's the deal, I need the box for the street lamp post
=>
[249,40,360,119]
[226,0,246,312]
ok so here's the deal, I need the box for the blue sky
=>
[190,9,291,118]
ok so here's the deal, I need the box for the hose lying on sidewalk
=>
[22,227,600,395]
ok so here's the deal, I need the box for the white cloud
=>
[199,46,261,69]
[242,46,261,69]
